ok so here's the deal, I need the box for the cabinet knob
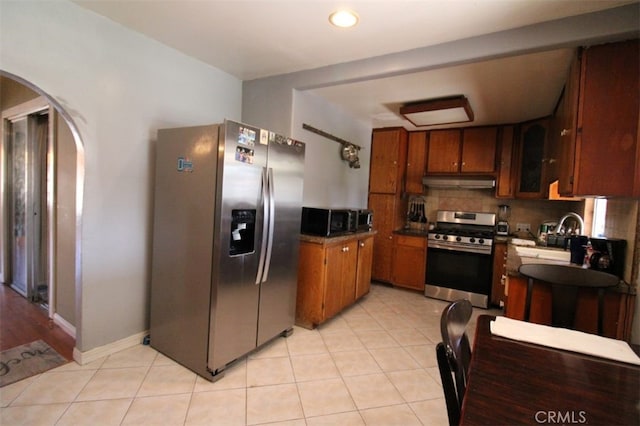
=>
[359,242,365,247]
[560,129,570,136]
[342,246,349,252]
[548,158,557,164]
[388,235,393,240]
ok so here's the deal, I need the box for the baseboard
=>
[73,330,148,365]
[53,313,76,339]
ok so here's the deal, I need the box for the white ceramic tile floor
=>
[0,283,501,425]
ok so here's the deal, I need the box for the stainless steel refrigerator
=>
[149,120,305,381]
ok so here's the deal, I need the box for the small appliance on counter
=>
[301,207,353,237]
[496,204,511,236]
[569,236,626,278]
[536,221,557,246]
[355,209,373,232]
[300,207,373,236]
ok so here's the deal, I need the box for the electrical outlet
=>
[516,223,531,232]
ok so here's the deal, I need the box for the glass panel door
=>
[6,112,48,303]
[9,117,28,296]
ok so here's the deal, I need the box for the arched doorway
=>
[0,72,83,357]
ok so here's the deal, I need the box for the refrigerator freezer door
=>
[150,124,221,379]
[208,120,267,373]
[257,134,305,346]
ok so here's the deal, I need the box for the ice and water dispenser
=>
[229,209,256,256]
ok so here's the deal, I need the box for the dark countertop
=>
[394,228,429,237]
[300,230,376,244]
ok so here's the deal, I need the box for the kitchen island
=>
[295,231,375,329]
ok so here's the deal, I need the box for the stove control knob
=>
[456,236,462,242]
[442,235,448,241]
[470,237,476,243]
[479,238,485,244]
[435,234,441,240]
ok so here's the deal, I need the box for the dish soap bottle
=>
[583,240,594,268]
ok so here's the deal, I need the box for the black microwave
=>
[355,209,373,231]
[301,207,353,237]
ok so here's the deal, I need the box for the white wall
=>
[292,91,371,208]
[1,0,242,352]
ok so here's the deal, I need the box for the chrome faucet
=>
[556,212,585,236]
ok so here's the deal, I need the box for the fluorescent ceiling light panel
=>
[400,96,474,126]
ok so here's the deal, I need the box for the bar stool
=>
[518,263,619,335]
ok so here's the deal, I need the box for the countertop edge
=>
[300,230,377,244]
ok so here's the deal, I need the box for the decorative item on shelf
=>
[341,143,361,168]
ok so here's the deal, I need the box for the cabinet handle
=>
[342,246,349,252]
[548,158,557,164]
[560,129,570,136]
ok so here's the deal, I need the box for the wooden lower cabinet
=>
[355,236,374,299]
[368,193,404,283]
[391,234,427,291]
[505,274,635,341]
[296,233,374,329]
[490,242,507,307]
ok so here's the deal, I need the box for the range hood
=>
[422,177,495,189]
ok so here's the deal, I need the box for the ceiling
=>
[72,0,637,130]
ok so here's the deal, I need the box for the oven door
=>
[425,247,492,308]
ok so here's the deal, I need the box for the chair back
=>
[437,299,473,425]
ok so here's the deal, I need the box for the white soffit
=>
[308,49,575,129]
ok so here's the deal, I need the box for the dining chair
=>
[436,299,473,426]
[518,263,620,335]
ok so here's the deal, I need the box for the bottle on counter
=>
[583,240,594,268]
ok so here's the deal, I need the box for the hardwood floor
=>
[0,284,75,360]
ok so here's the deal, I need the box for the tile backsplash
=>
[421,188,638,285]
[423,188,583,236]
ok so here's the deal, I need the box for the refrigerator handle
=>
[262,167,275,282]
[255,167,269,285]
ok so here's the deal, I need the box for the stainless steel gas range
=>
[425,210,496,308]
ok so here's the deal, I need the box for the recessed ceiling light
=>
[329,10,359,28]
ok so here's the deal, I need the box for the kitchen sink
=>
[512,245,571,265]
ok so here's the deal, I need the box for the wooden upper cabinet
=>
[556,50,581,196]
[496,126,516,198]
[426,129,461,173]
[570,39,640,197]
[461,127,498,173]
[406,131,427,193]
[426,127,497,174]
[515,118,552,199]
[369,128,408,194]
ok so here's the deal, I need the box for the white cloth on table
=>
[490,316,640,366]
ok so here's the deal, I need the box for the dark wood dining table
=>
[460,315,640,425]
